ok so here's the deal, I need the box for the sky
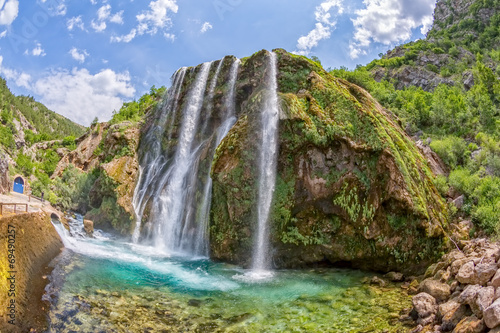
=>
[0,0,437,126]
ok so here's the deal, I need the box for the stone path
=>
[0,191,64,219]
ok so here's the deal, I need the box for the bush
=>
[430,136,468,168]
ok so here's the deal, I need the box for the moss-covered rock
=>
[210,49,449,274]
[83,123,140,234]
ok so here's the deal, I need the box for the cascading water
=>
[153,61,212,253]
[132,67,187,244]
[194,58,240,256]
[132,57,240,257]
[251,51,280,275]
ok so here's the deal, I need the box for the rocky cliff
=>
[127,49,448,273]
[0,212,63,332]
[208,50,449,273]
[51,121,140,234]
[369,0,500,92]
[0,154,9,194]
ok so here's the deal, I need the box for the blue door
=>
[13,177,24,194]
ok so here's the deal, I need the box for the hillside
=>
[0,77,85,155]
[366,0,500,92]
[332,0,500,239]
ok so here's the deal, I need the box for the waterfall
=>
[194,58,240,256]
[132,67,187,243]
[252,51,279,273]
[153,61,212,253]
[133,57,240,257]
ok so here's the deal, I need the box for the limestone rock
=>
[419,279,451,302]
[484,298,500,329]
[439,300,468,332]
[473,286,495,318]
[490,270,500,288]
[459,285,482,305]
[370,276,386,287]
[210,49,448,273]
[385,271,404,282]
[475,262,497,285]
[83,219,94,236]
[452,315,485,333]
[413,292,438,319]
[457,261,479,284]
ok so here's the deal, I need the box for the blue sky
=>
[0,0,437,126]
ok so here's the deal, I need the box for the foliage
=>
[15,153,33,177]
[110,85,166,124]
[329,20,500,235]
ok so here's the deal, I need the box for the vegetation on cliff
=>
[330,0,500,238]
[209,49,448,273]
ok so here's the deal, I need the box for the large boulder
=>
[419,278,451,302]
[484,298,500,329]
[210,49,448,273]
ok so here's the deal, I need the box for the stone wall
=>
[0,212,63,332]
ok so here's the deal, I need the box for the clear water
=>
[46,218,412,333]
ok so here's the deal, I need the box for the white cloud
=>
[67,16,84,31]
[164,32,175,41]
[0,30,7,38]
[294,0,343,55]
[200,21,212,33]
[110,11,124,24]
[0,0,19,25]
[39,0,67,16]
[349,0,436,59]
[97,4,111,20]
[137,0,178,34]
[33,68,136,126]
[111,28,136,43]
[112,0,178,43]
[296,23,332,55]
[91,19,106,32]
[92,4,124,32]
[0,56,32,89]
[31,42,46,56]
[69,47,89,63]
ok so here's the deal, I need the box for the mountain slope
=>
[332,0,500,238]
[0,77,86,155]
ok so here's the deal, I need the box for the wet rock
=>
[188,299,202,307]
[83,219,94,236]
[385,271,404,282]
[370,276,386,287]
[419,279,451,302]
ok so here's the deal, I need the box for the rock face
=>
[84,122,140,234]
[0,153,10,194]
[209,49,448,273]
[0,212,63,332]
[53,123,108,177]
[370,0,500,92]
